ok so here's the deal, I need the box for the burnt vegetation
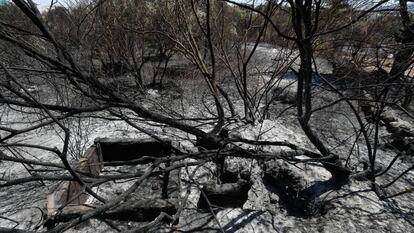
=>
[0,0,414,232]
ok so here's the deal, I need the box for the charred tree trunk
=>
[295,42,350,183]
[292,0,349,183]
[389,0,414,108]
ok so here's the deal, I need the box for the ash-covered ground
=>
[1,45,413,232]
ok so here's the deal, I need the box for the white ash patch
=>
[179,160,216,209]
[243,160,274,211]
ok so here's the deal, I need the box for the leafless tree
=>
[0,0,413,232]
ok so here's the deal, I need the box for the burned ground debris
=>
[0,0,414,232]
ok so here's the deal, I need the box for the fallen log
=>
[47,198,178,224]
